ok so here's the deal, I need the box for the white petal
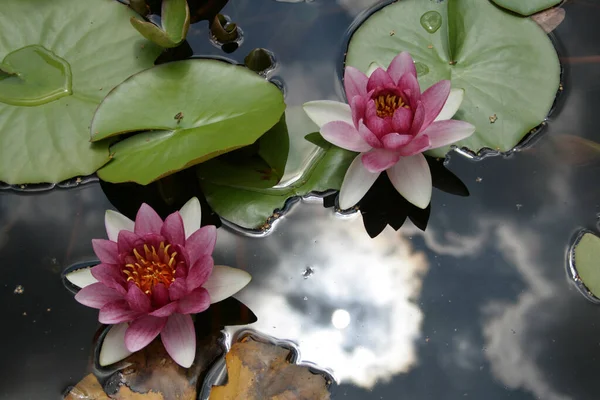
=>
[179,197,202,239]
[387,154,432,209]
[65,267,98,289]
[303,100,353,128]
[434,88,464,121]
[99,323,133,367]
[161,314,196,368]
[338,155,380,209]
[105,210,134,242]
[203,265,252,304]
[366,62,383,77]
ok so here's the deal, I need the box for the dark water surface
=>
[2,0,600,399]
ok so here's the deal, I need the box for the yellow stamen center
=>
[375,94,409,118]
[123,242,178,295]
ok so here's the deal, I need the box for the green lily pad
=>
[197,108,355,230]
[92,59,286,185]
[199,143,355,230]
[130,0,190,48]
[491,0,562,17]
[345,0,560,157]
[572,232,600,299]
[196,114,290,189]
[0,0,160,184]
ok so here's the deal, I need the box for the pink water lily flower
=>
[65,197,251,368]
[303,52,476,209]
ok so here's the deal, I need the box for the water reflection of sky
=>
[2,0,600,399]
[219,209,428,388]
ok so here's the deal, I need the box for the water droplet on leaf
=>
[420,11,442,34]
[414,62,430,77]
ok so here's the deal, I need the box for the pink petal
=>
[92,239,119,265]
[177,287,210,314]
[350,95,367,129]
[409,101,426,136]
[344,66,368,100]
[420,80,451,128]
[91,264,126,294]
[398,73,421,109]
[168,279,188,301]
[161,212,185,246]
[392,107,413,133]
[320,121,372,152]
[124,315,167,352]
[387,52,417,84]
[125,284,152,312]
[186,256,214,292]
[134,204,163,235]
[152,283,170,308]
[419,120,476,149]
[358,120,382,148]
[99,300,142,324]
[150,301,179,317]
[161,314,196,368]
[175,264,188,279]
[387,154,432,209]
[117,230,143,255]
[381,133,413,151]
[361,148,401,173]
[365,101,393,138]
[338,155,380,209]
[185,225,217,266]
[75,283,124,309]
[172,243,190,268]
[397,135,431,156]
[367,68,395,92]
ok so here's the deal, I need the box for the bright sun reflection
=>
[223,206,428,389]
[332,309,351,329]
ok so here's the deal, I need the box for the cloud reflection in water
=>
[219,207,428,389]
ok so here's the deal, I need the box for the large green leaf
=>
[92,59,286,185]
[197,109,355,230]
[199,144,355,230]
[572,232,600,299]
[196,114,290,189]
[491,0,562,17]
[0,0,160,184]
[345,0,560,157]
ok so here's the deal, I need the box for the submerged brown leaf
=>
[531,6,566,33]
[209,339,330,400]
[98,333,223,400]
[64,374,110,400]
